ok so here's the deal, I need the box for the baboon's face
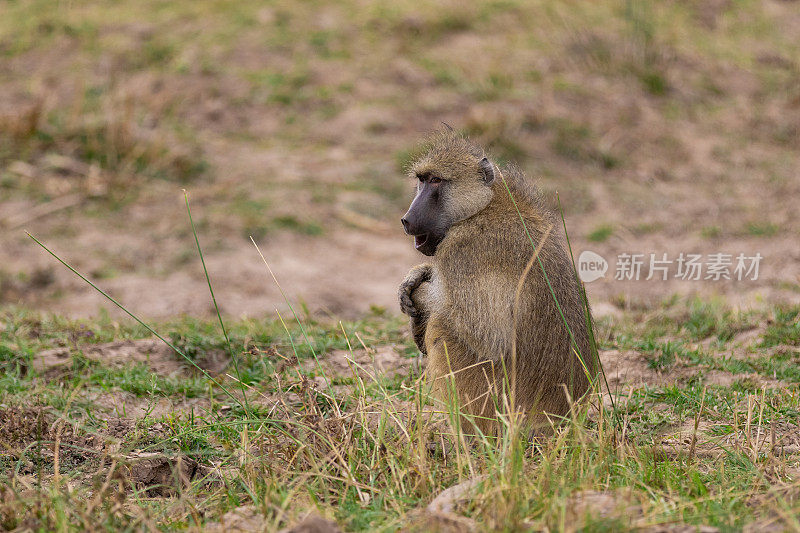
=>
[402,151,495,256]
[401,171,450,256]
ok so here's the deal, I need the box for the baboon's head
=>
[401,132,496,256]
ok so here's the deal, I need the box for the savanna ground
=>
[0,0,799,531]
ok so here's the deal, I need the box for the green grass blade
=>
[497,174,593,384]
[183,191,251,416]
[26,232,245,410]
[556,193,618,419]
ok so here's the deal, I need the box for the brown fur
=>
[399,132,597,437]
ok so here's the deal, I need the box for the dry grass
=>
[0,295,798,531]
[1,1,800,530]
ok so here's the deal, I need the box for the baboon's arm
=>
[409,281,436,353]
[399,263,434,354]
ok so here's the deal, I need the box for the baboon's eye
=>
[429,176,442,184]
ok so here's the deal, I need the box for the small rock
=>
[126,452,199,497]
[427,476,486,514]
[8,160,36,179]
[568,489,640,523]
[205,505,266,533]
[278,515,341,533]
[591,301,622,319]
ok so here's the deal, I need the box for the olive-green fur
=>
[401,132,597,437]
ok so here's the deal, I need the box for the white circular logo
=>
[578,250,608,283]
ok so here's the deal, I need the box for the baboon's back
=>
[427,183,595,431]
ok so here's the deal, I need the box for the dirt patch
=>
[656,419,724,460]
[599,347,789,393]
[0,405,217,502]
[427,476,487,515]
[91,391,212,420]
[3,1,800,321]
[204,509,342,533]
[700,369,783,389]
[600,349,687,389]
[406,510,477,533]
[728,326,767,349]
[125,452,202,497]
[204,506,267,533]
[0,406,103,474]
[303,345,417,382]
[567,489,640,525]
[278,515,342,533]
[33,338,228,377]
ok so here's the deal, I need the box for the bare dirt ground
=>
[2,5,799,528]
[1,1,799,321]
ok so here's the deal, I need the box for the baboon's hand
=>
[399,264,432,318]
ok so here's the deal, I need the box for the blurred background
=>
[1,0,798,320]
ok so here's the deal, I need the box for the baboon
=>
[398,131,597,437]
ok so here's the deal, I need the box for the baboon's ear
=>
[479,157,495,185]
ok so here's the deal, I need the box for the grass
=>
[0,91,207,204]
[746,222,780,238]
[549,118,619,169]
[2,208,798,531]
[0,299,798,531]
[588,224,614,243]
[682,297,754,343]
[2,0,800,530]
[761,307,800,348]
